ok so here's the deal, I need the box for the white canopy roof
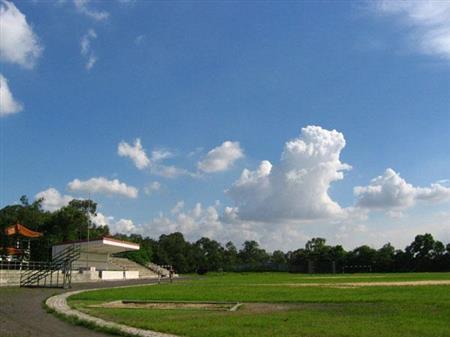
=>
[53,237,140,254]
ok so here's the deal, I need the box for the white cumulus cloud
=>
[227,126,351,222]
[143,202,224,240]
[198,141,244,173]
[375,0,450,59]
[354,168,450,211]
[35,188,74,212]
[0,0,42,68]
[0,74,23,117]
[68,177,138,198]
[118,138,150,169]
[91,212,136,234]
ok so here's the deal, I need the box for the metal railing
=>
[0,261,50,271]
[20,244,81,288]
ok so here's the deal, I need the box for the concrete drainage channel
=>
[46,285,180,337]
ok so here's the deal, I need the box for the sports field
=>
[69,272,450,337]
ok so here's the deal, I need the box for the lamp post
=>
[86,194,91,270]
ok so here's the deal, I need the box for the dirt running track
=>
[0,279,164,337]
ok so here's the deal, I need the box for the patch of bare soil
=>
[92,301,328,314]
[302,275,386,280]
[233,303,352,314]
[93,300,237,311]
[241,303,304,314]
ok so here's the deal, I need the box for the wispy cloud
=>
[80,29,97,70]
[118,138,194,179]
[134,34,145,45]
[375,0,450,60]
[74,0,109,21]
[144,181,161,195]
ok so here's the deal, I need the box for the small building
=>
[52,237,148,281]
[52,237,139,270]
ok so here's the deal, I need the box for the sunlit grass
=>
[69,272,450,337]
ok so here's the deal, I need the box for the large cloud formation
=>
[355,168,450,211]
[34,125,450,251]
[68,177,138,198]
[198,141,244,173]
[0,0,42,68]
[227,126,351,222]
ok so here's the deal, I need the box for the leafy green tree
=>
[238,240,269,266]
[271,250,287,265]
[346,245,376,271]
[194,237,224,272]
[374,243,395,272]
[305,238,327,254]
[287,248,308,272]
[156,232,194,273]
[406,234,436,259]
[432,240,445,258]
[223,241,239,269]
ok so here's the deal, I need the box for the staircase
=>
[109,257,159,279]
[146,262,171,277]
[20,244,80,288]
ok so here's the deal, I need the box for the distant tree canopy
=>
[1,196,449,273]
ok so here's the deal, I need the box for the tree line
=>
[116,232,450,274]
[1,196,449,273]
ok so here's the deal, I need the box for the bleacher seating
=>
[109,257,159,279]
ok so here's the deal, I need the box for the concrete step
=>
[109,258,158,279]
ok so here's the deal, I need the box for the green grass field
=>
[69,272,450,337]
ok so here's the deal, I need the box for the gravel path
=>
[0,279,166,337]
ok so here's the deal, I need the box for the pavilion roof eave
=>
[4,224,43,238]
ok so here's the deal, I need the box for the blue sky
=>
[1,0,449,250]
